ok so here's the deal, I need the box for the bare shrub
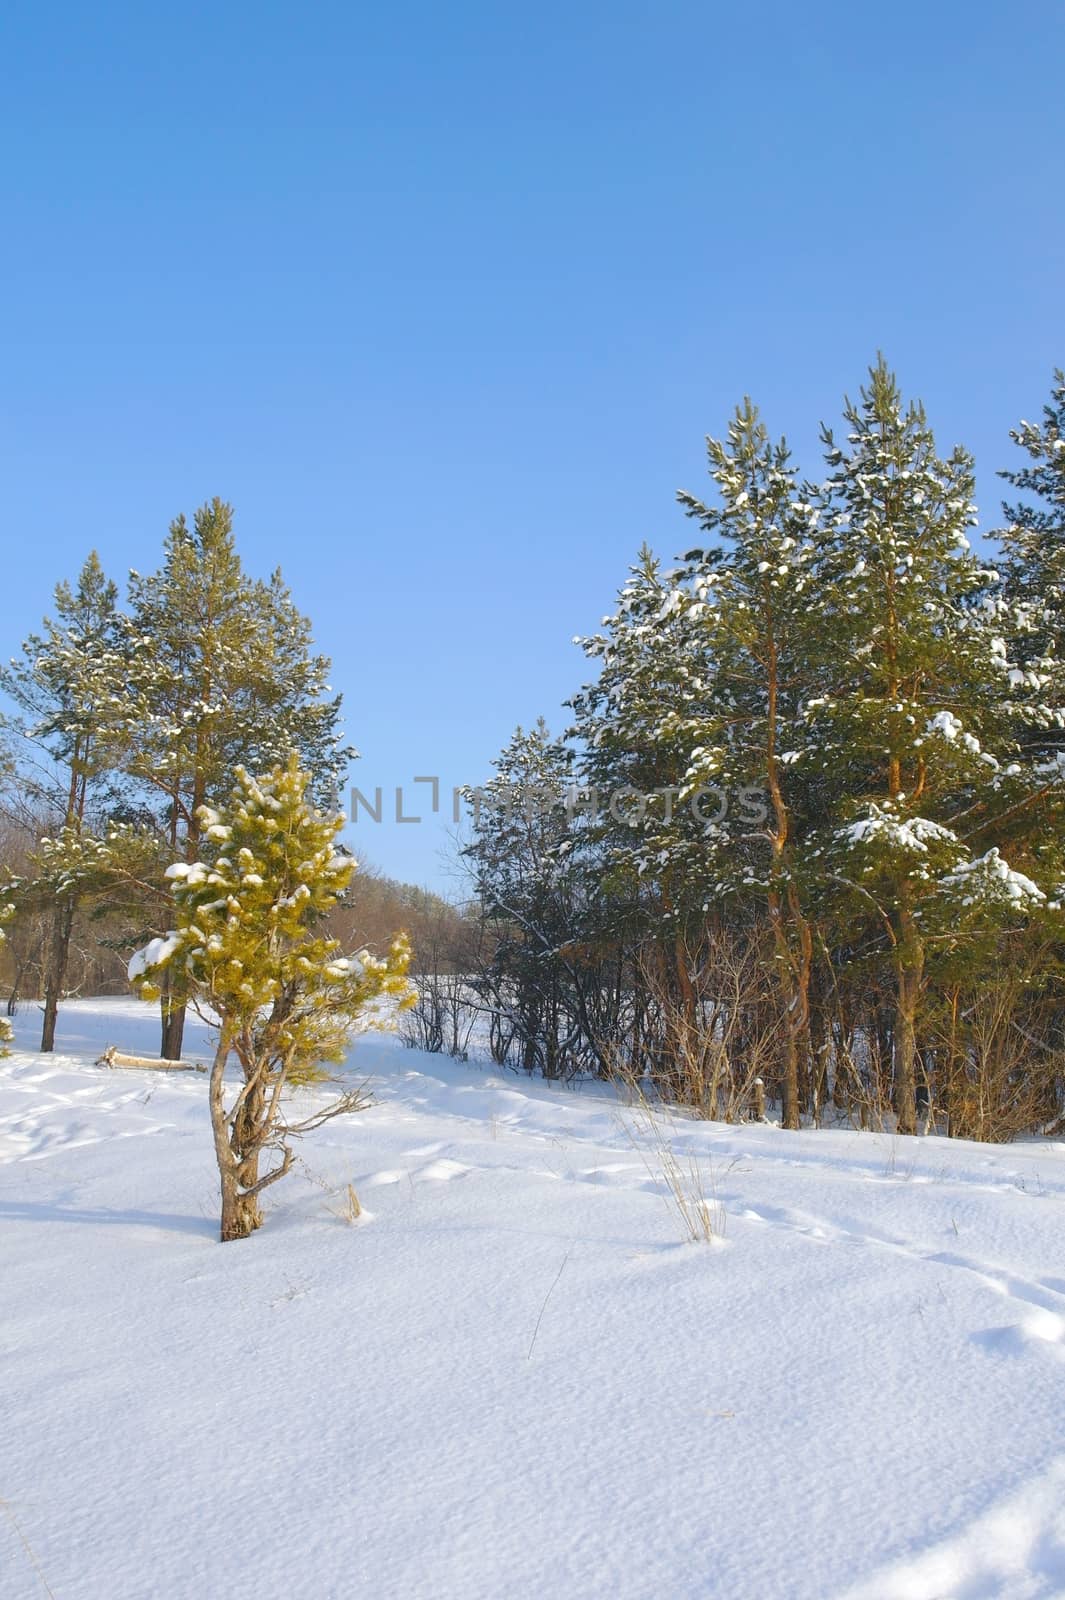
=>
[929,971,1065,1143]
[400,971,478,1058]
[627,931,785,1122]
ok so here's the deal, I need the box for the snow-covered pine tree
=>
[128,756,413,1241]
[120,500,353,1059]
[982,373,1065,1128]
[807,359,1045,1133]
[673,404,826,1127]
[0,552,128,1049]
[463,721,596,1077]
[569,547,747,1101]
[569,547,717,933]
[997,370,1065,757]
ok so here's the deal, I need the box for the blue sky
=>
[3,0,1063,891]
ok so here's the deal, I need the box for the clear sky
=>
[3,0,1063,892]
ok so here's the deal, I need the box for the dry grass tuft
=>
[621,1088,725,1244]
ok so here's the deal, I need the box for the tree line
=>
[0,499,373,1059]
[3,361,1064,1150]
[0,505,419,1239]
[442,361,1065,1141]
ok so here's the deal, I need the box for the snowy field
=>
[3,1001,1065,1600]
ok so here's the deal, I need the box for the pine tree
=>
[569,416,831,1127]
[120,500,352,1058]
[674,403,826,1127]
[997,369,1065,755]
[0,552,127,1049]
[568,547,716,967]
[808,359,1035,1133]
[567,555,706,1093]
[463,722,594,1077]
[988,373,1065,1129]
[570,546,717,893]
[128,756,413,1241]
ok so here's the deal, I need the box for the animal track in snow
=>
[362,1169,406,1187]
[413,1158,470,1182]
[361,1156,472,1189]
[717,1194,1065,1359]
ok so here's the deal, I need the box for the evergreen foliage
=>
[463,362,1065,1138]
[0,504,353,1057]
[0,552,132,1048]
[129,757,413,1238]
[119,500,352,1058]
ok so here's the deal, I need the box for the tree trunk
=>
[943,986,962,1140]
[209,1033,265,1242]
[228,1066,266,1239]
[8,951,28,1017]
[809,972,829,1125]
[161,1002,186,1062]
[768,890,811,1131]
[781,1026,801,1131]
[160,969,188,1061]
[40,896,76,1052]
[219,1173,263,1242]
[894,905,924,1137]
[160,776,198,1061]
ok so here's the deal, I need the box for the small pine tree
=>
[129,757,413,1241]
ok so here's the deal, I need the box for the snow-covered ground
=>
[3,1001,1065,1600]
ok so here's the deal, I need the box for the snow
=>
[841,810,960,853]
[926,710,985,757]
[3,1000,1065,1600]
[323,955,366,979]
[164,861,209,885]
[126,932,182,982]
[941,849,1047,907]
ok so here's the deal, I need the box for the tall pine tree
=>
[808,360,1028,1132]
[997,369,1065,758]
[674,403,825,1127]
[119,500,352,1057]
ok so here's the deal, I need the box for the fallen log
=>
[96,1045,207,1074]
